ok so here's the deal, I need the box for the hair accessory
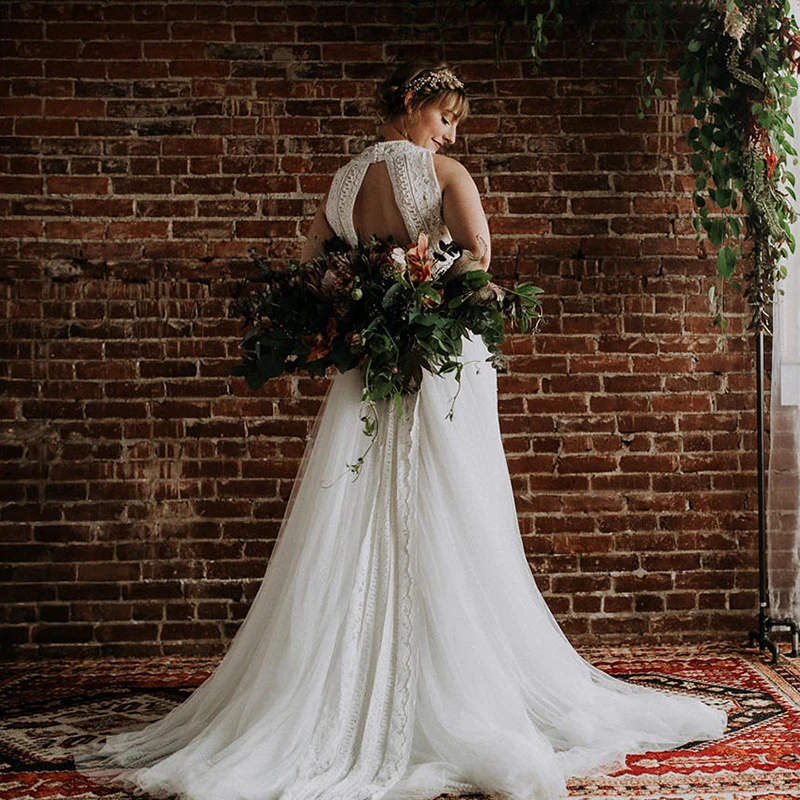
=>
[400,68,464,95]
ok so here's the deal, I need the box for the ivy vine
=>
[679,0,799,329]
[455,0,800,329]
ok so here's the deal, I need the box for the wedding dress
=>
[80,139,727,800]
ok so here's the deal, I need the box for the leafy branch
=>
[441,0,800,327]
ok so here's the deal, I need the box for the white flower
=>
[390,246,406,270]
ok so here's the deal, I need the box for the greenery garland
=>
[678,0,799,329]
[456,0,800,329]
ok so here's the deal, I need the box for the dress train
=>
[78,336,727,800]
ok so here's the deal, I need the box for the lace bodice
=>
[325,140,452,279]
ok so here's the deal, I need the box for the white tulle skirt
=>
[78,336,727,800]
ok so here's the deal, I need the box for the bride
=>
[80,61,727,800]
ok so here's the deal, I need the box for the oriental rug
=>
[0,643,797,799]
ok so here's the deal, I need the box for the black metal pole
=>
[754,330,779,662]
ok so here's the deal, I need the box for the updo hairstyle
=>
[376,61,468,123]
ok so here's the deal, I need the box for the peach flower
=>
[406,232,434,285]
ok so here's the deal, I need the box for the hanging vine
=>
[432,0,800,329]
[678,0,800,329]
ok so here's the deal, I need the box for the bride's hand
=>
[471,281,505,305]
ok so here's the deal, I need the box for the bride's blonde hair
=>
[376,60,469,123]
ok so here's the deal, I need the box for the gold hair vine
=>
[400,68,464,94]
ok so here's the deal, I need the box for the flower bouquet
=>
[228,233,542,416]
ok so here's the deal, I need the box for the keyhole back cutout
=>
[351,162,413,247]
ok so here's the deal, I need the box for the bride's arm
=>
[300,191,335,262]
[434,155,491,273]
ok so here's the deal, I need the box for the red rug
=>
[0,643,798,799]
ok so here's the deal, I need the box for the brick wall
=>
[0,0,759,658]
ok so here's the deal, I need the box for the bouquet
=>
[228,233,543,417]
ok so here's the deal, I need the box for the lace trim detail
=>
[326,158,370,248]
[383,144,449,276]
[281,397,419,800]
[378,392,419,783]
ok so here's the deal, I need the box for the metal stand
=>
[748,329,800,663]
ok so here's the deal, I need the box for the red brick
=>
[2,60,44,77]
[680,453,740,473]
[552,574,611,593]
[490,215,554,238]
[47,176,109,195]
[163,137,224,156]
[0,220,43,237]
[106,221,170,239]
[72,198,134,217]
[1,97,43,115]
[45,220,105,239]
[44,98,105,117]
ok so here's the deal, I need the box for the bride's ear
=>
[403,90,415,113]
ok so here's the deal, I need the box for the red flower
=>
[746,121,778,178]
[779,17,800,74]
[765,145,778,178]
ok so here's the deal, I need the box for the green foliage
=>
[456,0,800,328]
[676,0,799,329]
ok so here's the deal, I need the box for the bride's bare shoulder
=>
[433,153,471,188]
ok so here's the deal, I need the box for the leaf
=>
[715,162,731,185]
[708,219,726,246]
[716,188,733,208]
[381,282,404,309]
[241,326,261,345]
[411,313,437,329]
[245,370,265,393]
[463,270,491,288]
[716,246,737,279]
[329,341,360,373]
[418,285,442,303]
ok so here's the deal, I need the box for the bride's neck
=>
[376,119,409,143]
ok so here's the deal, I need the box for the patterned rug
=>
[0,643,798,799]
